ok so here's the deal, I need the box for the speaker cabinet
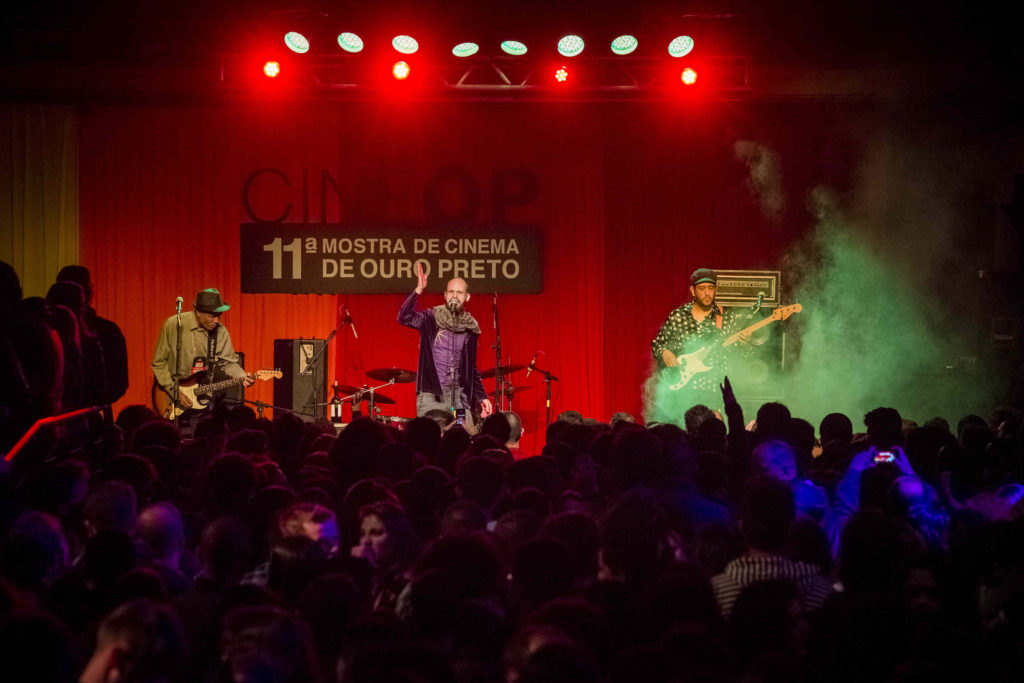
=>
[273,339,328,421]
[732,322,787,405]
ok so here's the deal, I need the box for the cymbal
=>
[489,385,532,398]
[366,367,417,383]
[480,364,527,379]
[363,392,396,405]
[334,384,363,396]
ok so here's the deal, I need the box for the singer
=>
[398,262,492,433]
[151,288,253,412]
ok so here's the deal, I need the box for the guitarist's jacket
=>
[151,311,246,391]
[651,302,751,392]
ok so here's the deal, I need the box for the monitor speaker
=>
[273,339,328,421]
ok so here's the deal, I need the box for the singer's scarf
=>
[432,305,481,335]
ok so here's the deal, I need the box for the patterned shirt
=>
[651,301,747,391]
[711,553,834,618]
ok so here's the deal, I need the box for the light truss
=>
[218,54,752,101]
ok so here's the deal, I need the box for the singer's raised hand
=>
[415,261,428,294]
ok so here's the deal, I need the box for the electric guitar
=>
[662,303,802,390]
[152,368,281,419]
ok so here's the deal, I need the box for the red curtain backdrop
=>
[79,101,815,454]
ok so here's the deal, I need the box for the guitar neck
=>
[722,315,775,347]
[193,375,247,396]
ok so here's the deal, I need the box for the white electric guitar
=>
[152,368,281,419]
[662,303,802,390]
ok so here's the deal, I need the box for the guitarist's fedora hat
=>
[194,288,231,314]
[690,268,717,286]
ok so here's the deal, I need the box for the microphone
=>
[447,299,459,313]
[175,296,183,314]
[527,351,538,378]
[751,292,765,313]
[340,305,358,339]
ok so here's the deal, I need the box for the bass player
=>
[651,268,756,413]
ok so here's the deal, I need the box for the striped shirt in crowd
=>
[711,553,834,619]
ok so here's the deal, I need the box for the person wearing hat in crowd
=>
[151,288,253,416]
[650,268,754,414]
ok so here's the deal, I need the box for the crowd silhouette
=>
[2,260,1023,682]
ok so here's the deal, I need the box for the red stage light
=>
[393,61,411,80]
[555,66,569,83]
[263,61,281,78]
[681,67,698,85]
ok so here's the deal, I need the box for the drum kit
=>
[331,367,412,415]
[333,362,536,424]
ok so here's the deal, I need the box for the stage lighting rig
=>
[220,14,750,101]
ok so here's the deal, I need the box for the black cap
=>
[690,268,717,286]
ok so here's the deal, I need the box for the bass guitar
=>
[152,368,281,419]
[662,303,802,390]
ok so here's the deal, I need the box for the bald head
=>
[445,278,470,313]
[447,277,468,293]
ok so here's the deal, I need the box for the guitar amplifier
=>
[713,270,782,308]
[273,339,328,421]
[714,269,789,403]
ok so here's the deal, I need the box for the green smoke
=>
[780,130,1003,428]
[782,212,993,427]
[646,122,1005,430]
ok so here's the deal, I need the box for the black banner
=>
[240,224,543,294]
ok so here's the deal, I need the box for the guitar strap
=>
[715,313,723,329]
[206,326,218,372]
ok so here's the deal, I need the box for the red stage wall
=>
[79,101,818,453]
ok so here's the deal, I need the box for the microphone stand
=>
[242,399,275,419]
[313,379,395,414]
[301,319,340,420]
[365,378,395,418]
[301,304,357,420]
[492,293,506,413]
[532,363,559,427]
[221,397,295,420]
[170,298,183,424]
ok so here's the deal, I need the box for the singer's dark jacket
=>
[398,290,487,407]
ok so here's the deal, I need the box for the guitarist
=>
[651,269,756,404]
[151,288,254,416]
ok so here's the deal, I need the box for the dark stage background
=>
[79,101,825,452]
